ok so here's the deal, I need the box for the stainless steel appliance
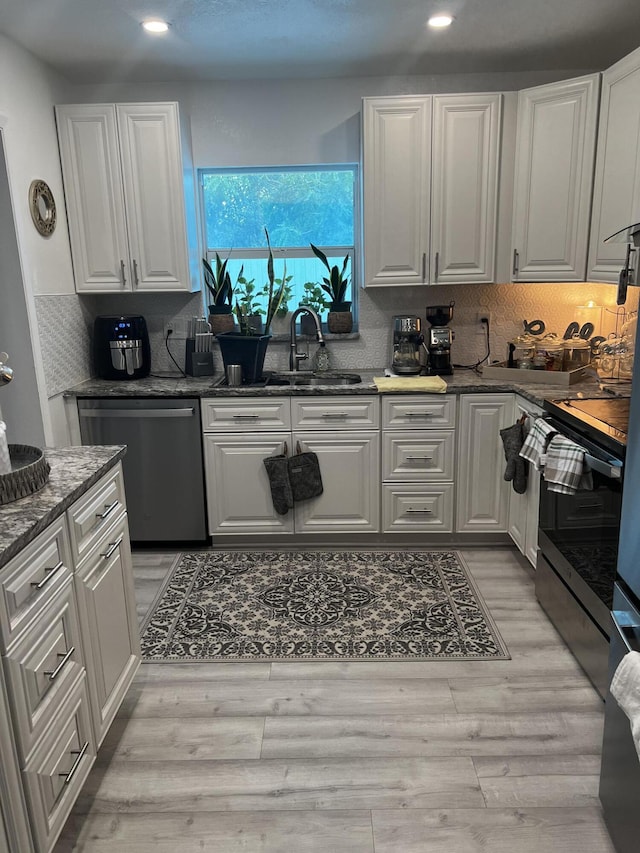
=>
[93,315,151,380]
[425,303,454,376]
[536,397,627,698]
[391,315,424,375]
[78,397,207,542]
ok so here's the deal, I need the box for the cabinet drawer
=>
[382,431,455,481]
[4,577,84,765]
[202,398,291,432]
[292,396,379,430]
[22,672,95,853]
[382,395,456,429]
[382,483,454,533]
[67,464,126,565]
[0,517,73,652]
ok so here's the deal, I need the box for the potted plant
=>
[235,275,265,334]
[310,243,353,333]
[202,254,236,335]
[299,281,331,336]
[265,276,294,336]
[216,229,288,383]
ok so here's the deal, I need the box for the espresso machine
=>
[391,315,425,375]
[425,303,455,375]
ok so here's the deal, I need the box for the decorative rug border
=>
[139,549,510,664]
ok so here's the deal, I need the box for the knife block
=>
[185,338,214,376]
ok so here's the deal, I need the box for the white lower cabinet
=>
[0,461,139,852]
[456,394,514,533]
[508,398,543,566]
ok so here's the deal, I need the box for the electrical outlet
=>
[475,312,491,335]
[164,319,187,338]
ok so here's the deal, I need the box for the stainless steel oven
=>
[535,399,626,699]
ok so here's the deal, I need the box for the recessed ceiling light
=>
[142,19,169,34]
[428,14,454,28]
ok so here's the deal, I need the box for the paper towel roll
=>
[0,421,11,475]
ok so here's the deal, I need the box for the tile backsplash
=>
[34,282,639,393]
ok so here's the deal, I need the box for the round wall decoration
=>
[28,179,57,236]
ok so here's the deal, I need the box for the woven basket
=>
[0,445,51,505]
[327,310,353,334]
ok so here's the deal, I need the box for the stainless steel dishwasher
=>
[78,397,207,542]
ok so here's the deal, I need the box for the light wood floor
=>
[54,547,616,853]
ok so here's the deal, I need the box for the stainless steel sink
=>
[266,372,362,386]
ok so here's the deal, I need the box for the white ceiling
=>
[1,0,640,83]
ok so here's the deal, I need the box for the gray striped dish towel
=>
[543,434,593,494]
[519,417,557,470]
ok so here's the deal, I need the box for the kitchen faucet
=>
[289,306,325,371]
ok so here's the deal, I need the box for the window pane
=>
[202,168,355,249]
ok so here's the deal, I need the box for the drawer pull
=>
[96,500,119,521]
[44,647,75,681]
[100,537,123,560]
[405,411,434,418]
[405,456,433,462]
[30,561,64,591]
[406,508,432,514]
[321,412,350,419]
[59,741,89,785]
[232,414,260,420]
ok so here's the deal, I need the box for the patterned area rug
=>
[140,550,510,662]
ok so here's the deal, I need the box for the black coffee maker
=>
[93,315,151,380]
[425,303,454,376]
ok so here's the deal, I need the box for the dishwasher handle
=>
[79,407,195,419]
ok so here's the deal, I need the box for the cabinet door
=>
[456,394,514,533]
[55,104,131,293]
[508,398,543,566]
[431,94,501,284]
[74,515,140,746]
[293,432,380,533]
[204,433,294,534]
[116,103,192,292]
[511,75,599,281]
[362,96,431,287]
[588,47,640,282]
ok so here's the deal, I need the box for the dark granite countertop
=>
[64,368,624,408]
[0,446,126,571]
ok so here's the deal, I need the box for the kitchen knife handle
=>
[119,259,127,287]
[512,249,519,276]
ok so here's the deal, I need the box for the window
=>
[200,166,357,328]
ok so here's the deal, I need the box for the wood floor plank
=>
[100,715,264,761]
[474,755,603,808]
[118,678,455,718]
[261,711,604,759]
[74,757,484,813]
[57,810,375,853]
[450,675,603,714]
[137,662,272,682]
[371,807,616,853]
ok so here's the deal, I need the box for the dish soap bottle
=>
[313,342,331,372]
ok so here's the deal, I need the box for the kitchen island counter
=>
[0,445,126,570]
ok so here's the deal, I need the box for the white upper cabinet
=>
[511,74,600,282]
[588,47,640,283]
[431,94,501,284]
[362,93,501,288]
[56,102,199,294]
[362,96,432,287]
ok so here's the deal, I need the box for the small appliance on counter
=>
[425,302,454,375]
[93,315,151,380]
[391,315,425,375]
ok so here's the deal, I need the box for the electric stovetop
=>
[544,396,630,458]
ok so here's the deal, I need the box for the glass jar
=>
[562,338,591,371]
[508,334,536,368]
[535,338,564,371]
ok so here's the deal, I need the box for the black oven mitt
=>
[288,450,323,502]
[263,453,294,515]
[500,422,527,494]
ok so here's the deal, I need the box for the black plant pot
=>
[216,332,271,384]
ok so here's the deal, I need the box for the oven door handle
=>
[584,452,623,479]
[612,611,640,653]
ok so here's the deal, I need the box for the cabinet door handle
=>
[232,414,260,420]
[321,412,350,419]
[512,249,519,276]
[119,259,127,286]
[100,537,123,560]
[406,508,432,514]
[434,251,439,282]
[405,411,434,418]
[96,500,119,521]
[44,647,75,681]
[133,259,140,287]
[30,561,64,591]
[405,455,433,461]
[58,742,89,785]
[422,252,427,282]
